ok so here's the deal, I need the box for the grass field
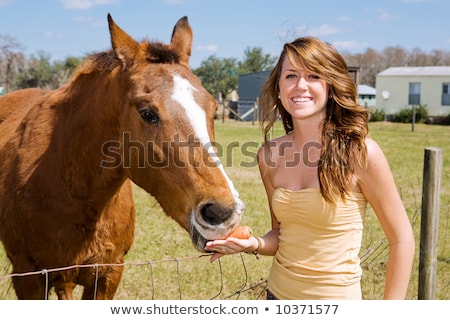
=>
[0,120,449,300]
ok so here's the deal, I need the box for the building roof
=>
[358,84,376,95]
[378,66,450,76]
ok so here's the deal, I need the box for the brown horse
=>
[0,14,244,300]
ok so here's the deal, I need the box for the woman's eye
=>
[286,74,297,79]
[139,109,160,124]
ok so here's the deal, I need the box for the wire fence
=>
[1,179,449,300]
[1,224,448,300]
[0,253,269,300]
[0,195,449,299]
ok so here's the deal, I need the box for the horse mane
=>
[147,42,180,64]
[82,40,180,73]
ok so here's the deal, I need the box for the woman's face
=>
[278,57,328,121]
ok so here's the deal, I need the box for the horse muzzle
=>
[188,199,245,252]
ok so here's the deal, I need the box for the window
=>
[408,82,421,105]
[443,83,450,106]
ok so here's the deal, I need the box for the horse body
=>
[0,15,244,299]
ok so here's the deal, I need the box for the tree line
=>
[2,34,450,99]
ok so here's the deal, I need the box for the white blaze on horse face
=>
[171,74,243,212]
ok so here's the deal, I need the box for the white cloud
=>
[43,31,63,39]
[44,31,55,38]
[276,24,341,41]
[401,0,433,2]
[196,44,219,52]
[332,40,370,51]
[379,12,395,21]
[0,0,13,7]
[73,16,95,22]
[337,16,350,22]
[60,0,119,10]
[162,0,185,4]
[376,7,396,21]
[308,24,341,37]
[73,15,105,27]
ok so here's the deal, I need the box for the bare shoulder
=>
[357,137,393,187]
[364,136,382,154]
[363,137,388,164]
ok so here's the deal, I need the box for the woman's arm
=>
[357,138,415,299]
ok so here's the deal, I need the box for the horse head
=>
[105,14,244,251]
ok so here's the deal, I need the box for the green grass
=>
[0,121,449,300]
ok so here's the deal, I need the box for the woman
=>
[205,37,415,299]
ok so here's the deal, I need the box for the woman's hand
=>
[204,236,259,263]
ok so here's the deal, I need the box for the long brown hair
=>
[259,37,369,204]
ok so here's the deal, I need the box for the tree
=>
[342,48,384,87]
[15,51,53,89]
[237,47,276,75]
[429,49,450,65]
[193,48,276,103]
[52,56,82,87]
[0,34,25,92]
[383,46,409,67]
[13,52,82,89]
[193,55,238,99]
[408,47,432,66]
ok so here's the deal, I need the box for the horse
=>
[0,14,244,300]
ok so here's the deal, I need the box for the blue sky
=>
[1,0,449,69]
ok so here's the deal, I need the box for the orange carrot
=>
[224,225,252,239]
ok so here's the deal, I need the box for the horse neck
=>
[52,70,128,203]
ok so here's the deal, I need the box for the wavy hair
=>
[259,37,369,204]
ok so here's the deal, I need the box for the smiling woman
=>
[205,36,415,300]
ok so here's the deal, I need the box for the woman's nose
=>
[296,77,307,89]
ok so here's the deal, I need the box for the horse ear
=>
[170,16,192,67]
[107,13,140,70]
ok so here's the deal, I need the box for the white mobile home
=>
[358,84,376,108]
[376,66,450,117]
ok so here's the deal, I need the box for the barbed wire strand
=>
[223,253,248,300]
[0,255,212,282]
[360,240,385,264]
[210,258,223,300]
[174,258,181,300]
[146,261,155,300]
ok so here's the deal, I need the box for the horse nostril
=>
[199,202,231,226]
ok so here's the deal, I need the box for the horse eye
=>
[139,109,160,124]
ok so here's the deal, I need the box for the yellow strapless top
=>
[268,188,367,300]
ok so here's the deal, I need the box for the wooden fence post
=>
[418,147,442,300]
